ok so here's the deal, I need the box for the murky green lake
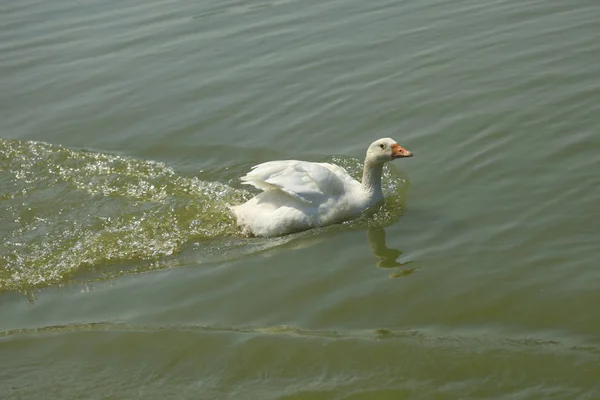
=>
[1,0,600,398]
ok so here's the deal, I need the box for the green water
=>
[2,0,600,398]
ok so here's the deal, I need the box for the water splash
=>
[0,139,251,291]
[0,140,409,291]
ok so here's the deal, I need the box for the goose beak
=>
[391,143,413,158]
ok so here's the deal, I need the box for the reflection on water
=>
[367,227,417,278]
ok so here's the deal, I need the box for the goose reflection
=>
[367,227,417,278]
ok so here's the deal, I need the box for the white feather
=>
[230,138,411,237]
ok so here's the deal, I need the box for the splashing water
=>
[0,139,409,291]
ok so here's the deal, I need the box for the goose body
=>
[231,138,412,237]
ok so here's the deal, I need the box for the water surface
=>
[1,0,600,398]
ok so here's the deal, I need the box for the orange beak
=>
[391,143,413,159]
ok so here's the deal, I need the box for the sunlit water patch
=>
[0,139,409,291]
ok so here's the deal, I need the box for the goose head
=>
[366,138,413,165]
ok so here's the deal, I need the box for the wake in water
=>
[0,139,409,291]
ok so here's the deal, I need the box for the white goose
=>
[231,138,413,237]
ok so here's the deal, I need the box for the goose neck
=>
[361,158,384,199]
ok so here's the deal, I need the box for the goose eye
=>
[379,144,385,149]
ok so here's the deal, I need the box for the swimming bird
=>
[231,138,413,237]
